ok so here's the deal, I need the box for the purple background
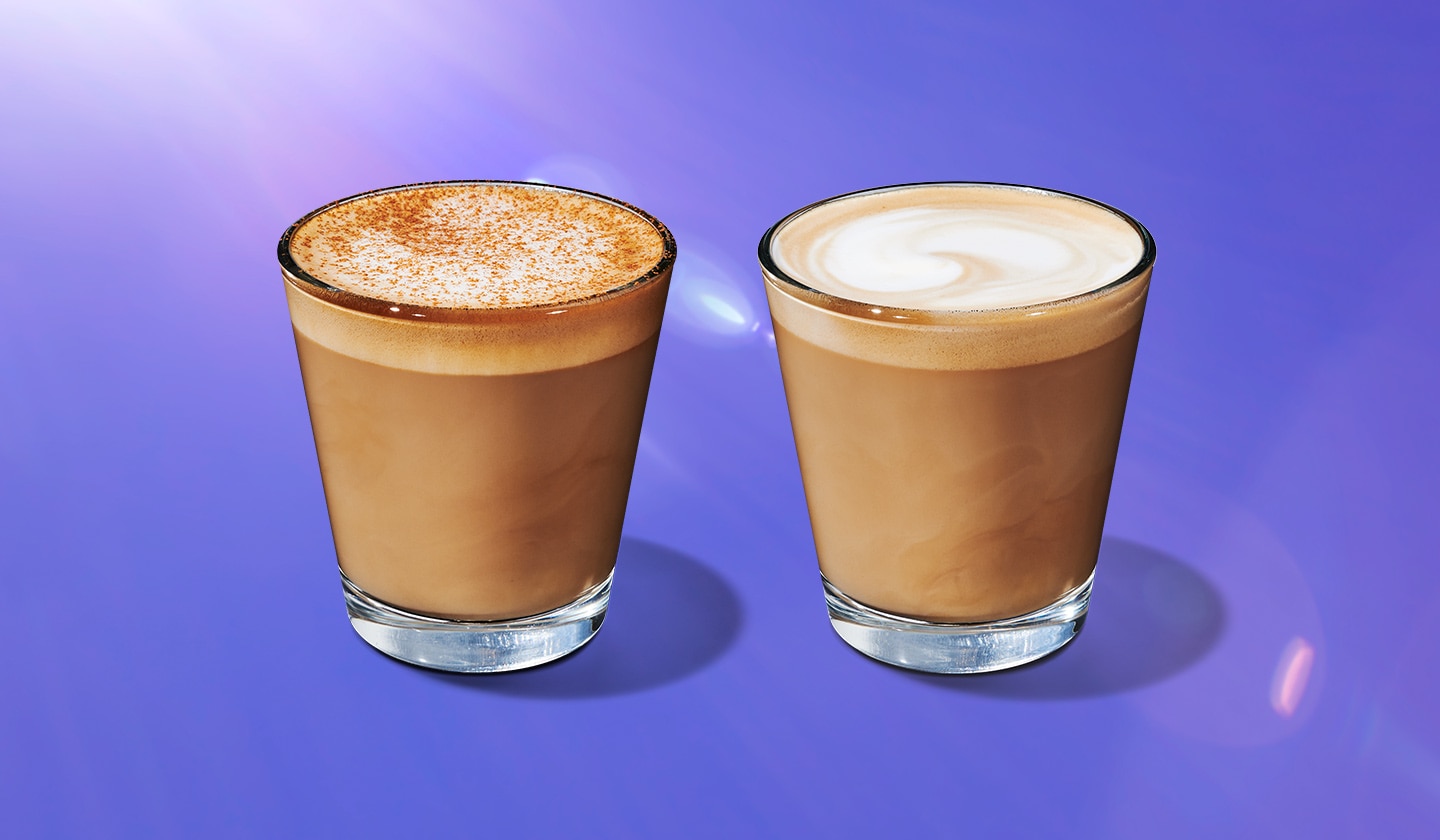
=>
[2,1,1437,836]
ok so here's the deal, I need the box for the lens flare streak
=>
[1270,636,1316,717]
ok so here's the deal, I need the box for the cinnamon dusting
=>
[288,183,665,309]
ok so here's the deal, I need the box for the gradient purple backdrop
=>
[2,1,1437,837]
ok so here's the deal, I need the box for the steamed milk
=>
[771,184,1141,310]
[764,184,1151,623]
[283,183,671,621]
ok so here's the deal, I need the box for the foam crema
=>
[761,183,1153,370]
[287,182,666,309]
[280,181,675,375]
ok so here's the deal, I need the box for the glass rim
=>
[277,179,677,323]
[757,181,1156,322]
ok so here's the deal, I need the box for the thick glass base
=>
[824,573,1092,674]
[342,571,610,673]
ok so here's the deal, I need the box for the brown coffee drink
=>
[761,183,1153,670]
[279,182,673,659]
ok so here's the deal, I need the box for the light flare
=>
[1270,636,1316,717]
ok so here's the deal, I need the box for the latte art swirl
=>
[772,185,1144,311]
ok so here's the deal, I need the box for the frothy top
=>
[768,184,1144,310]
[285,182,667,309]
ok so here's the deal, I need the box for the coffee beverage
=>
[280,182,673,667]
[761,183,1153,668]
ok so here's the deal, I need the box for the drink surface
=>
[281,182,674,376]
[768,183,1144,310]
[286,182,667,309]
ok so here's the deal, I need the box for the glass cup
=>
[760,182,1154,673]
[278,181,675,673]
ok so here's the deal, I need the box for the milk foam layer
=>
[287,183,666,309]
[771,184,1144,310]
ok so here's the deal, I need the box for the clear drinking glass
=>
[760,182,1154,673]
[279,180,675,673]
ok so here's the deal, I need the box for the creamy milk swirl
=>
[770,184,1144,310]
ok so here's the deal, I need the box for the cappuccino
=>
[762,183,1152,670]
[281,181,674,669]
